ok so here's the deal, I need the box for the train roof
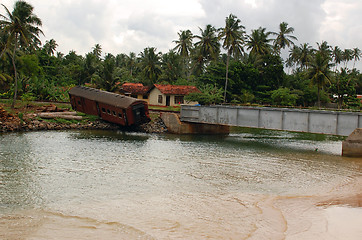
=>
[69,86,145,109]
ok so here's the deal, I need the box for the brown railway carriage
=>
[69,86,150,126]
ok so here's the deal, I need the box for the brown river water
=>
[0,129,361,239]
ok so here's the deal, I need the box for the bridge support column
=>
[342,128,362,157]
[161,113,230,134]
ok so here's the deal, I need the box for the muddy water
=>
[0,129,361,239]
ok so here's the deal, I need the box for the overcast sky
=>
[1,0,362,69]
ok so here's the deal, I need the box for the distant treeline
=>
[1,1,361,109]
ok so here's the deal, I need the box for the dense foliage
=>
[1,1,361,109]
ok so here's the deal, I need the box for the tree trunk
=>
[223,51,230,103]
[11,35,18,109]
[317,85,321,109]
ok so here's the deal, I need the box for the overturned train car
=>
[69,86,150,126]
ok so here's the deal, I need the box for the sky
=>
[1,0,362,70]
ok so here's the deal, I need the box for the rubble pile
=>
[136,116,168,133]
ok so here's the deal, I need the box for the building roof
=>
[122,83,151,95]
[154,84,200,95]
[69,86,144,109]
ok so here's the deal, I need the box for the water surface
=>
[1,129,361,239]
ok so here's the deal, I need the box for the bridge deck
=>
[181,105,362,136]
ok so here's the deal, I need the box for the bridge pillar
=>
[342,128,362,157]
[161,113,230,134]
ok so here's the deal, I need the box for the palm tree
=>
[246,27,273,56]
[173,29,193,79]
[194,24,220,64]
[43,39,58,56]
[332,46,343,72]
[218,14,245,102]
[342,49,353,68]
[352,47,361,69]
[92,43,102,59]
[307,52,333,108]
[316,41,332,60]
[0,0,43,108]
[271,22,297,54]
[139,47,162,84]
[289,43,313,70]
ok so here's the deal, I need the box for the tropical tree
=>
[289,43,313,70]
[194,24,220,64]
[173,29,194,79]
[139,47,162,84]
[307,52,333,108]
[316,41,332,60]
[43,39,58,56]
[332,46,343,72]
[218,14,245,102]
[352,47,361,69]
[271,21,297,54]
[342,48,353,68]
[92,43,102,59]
[0,0,43,108]
[246,27,273,56]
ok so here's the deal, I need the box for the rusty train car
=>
[69,86,150,126]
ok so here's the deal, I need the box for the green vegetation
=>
[1,1,361,110]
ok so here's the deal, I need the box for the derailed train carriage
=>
[69,86,150,126]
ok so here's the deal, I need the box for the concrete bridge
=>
[175,105,362,157]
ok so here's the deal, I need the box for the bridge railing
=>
[181,105,362,136]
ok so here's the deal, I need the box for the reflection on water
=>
[0,129,361,239]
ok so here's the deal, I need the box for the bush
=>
[271,87,298,106]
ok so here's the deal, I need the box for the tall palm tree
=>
[352,47,361,69]
[0,0,43,108]
[271,21,297,54]
[92,43,102,59]
[218,14,245,102]
[139,47,162,84]
[316,41,332,60]
[332,46,343,72]
[307,52,333,108]
[289,43,313,70]
[246,27,273,56]
[342,48,353,68]
[173,29,193,79]
[194,24,220,64]
[43,39,58,56]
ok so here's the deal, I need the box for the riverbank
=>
[0,101,167,133]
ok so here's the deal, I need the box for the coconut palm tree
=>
[352,47,361,69]
[43,39,58,56]
[92,43,102,59]
[194,24,220,64]
[271,21,297,54]
[0,0,43,108]
[307,52,333,108]
[218,14,245,102]
[332,46,343,72]
[173,29,193,79]
[316,41,332,60]
[342,49,353,68]
[246,27,273,56]
[139,47,162,84]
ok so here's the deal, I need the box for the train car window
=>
[77,100,81,105]
[101,107,106,113]
[112,111,116,116]
[118,112,123,118]
[107,109,111,114]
